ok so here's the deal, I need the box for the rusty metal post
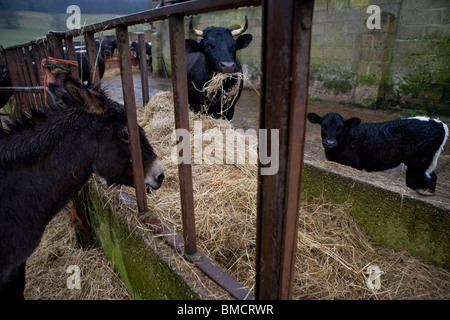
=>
[116,25,149,215]
[255,0,314,300]
[138,33,150,106]
[84,32,101,86]
[168,14,197,255]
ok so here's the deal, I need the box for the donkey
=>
[0,75,164,299]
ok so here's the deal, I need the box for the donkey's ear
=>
[64,77,108,115]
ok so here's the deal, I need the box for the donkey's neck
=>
[1,109,97,226]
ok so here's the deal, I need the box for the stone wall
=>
[150,1,450,115]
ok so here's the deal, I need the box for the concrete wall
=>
[311,0,450,115]
[151,1,449,115]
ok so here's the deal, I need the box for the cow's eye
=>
[205,43,214,49]
[336,125,343,131]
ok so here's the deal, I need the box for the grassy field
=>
[0,11,150,48]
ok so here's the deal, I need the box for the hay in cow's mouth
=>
[196,72,244,117]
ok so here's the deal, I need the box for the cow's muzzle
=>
[218,61,237,73]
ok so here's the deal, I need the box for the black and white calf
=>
[307,112,449,195]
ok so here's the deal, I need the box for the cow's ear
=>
[307,113,322,124]
[64,76,108,115]
[185,39,201,53]
[345,117,361,128]
[236,34,253,50]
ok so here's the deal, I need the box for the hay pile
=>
[25,209,131,300]
[136,91,450,300]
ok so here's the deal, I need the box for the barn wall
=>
[151,1,449,115]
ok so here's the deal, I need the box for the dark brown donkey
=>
[0,75,164,299]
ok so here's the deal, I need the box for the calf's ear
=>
[64,77,108,115]
[307,113,322,124]
[236,34,253,50]
[345,117,361,128]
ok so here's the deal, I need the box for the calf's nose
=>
[323,139,337,148]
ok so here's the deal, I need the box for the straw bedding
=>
[137,91,450,299]
[24,209,131,300]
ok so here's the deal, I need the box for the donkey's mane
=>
[0,82,119,168]
[0,104,76,168]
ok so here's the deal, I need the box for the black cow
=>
[307,112,449,195]
[185,15,253,120]
[131,41,152,66]
[76,51,105,85]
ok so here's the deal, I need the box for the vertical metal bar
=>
[116,25,149,215]
[84,32,101,86]
[65,36,80,81]
[280,0,314,299]
[138,33,149,106]
[255,0,314,300]
[168,15,197,255]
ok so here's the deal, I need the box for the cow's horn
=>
[189,16,203,37]
[231,15,248,36]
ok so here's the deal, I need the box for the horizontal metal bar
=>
[46,0,260,38]
[0,87,44,92]
[186,253,255,300]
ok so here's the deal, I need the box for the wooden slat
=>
[3,50,23,110]
[46,32,65,59]
[65,36,80,81]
